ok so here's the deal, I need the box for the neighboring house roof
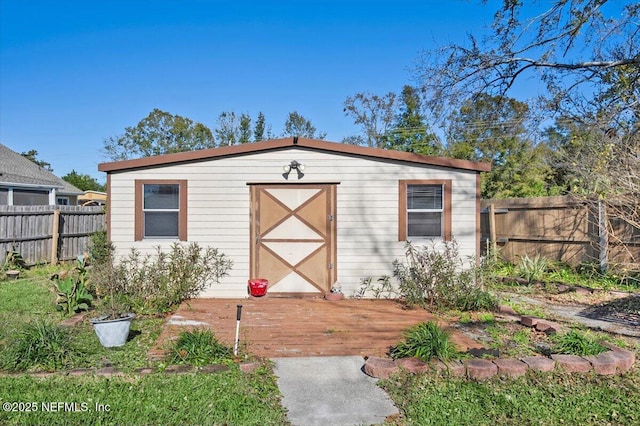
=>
[98,137,492,173]
[0,143,83,195]
[78,190,107,206]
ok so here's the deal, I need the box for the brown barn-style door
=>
[250,184,336,296]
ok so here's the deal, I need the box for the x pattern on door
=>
[252,185,335,295]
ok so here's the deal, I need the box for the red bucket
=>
[248,278,268,297]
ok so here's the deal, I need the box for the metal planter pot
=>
[90,313,135,347]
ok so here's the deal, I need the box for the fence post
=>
[488,203,497,262]
[598,199,608,272]
[51,209,60,265]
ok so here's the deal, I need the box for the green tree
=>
[20,150,53,171]
[282,111,326,139]
[239,114,252,144]
[386,85,441,155]
[446,94,555,198]
[62,170,106,192]
[416,0,639,258]
[253,112,271,142]
[416,1,639,122]
[215,111,240,146]
[102,109,215,161]
[343,92,396,147]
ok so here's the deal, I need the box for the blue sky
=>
[1,0,497,183]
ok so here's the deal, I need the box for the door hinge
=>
[328,214,334,221]
[328,262,333,270]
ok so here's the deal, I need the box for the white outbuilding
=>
[98,137,490,298]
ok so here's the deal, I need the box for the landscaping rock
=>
[468,347,500,358]
[60,313,87,327]
[520,316,541,327]
[164,364,193,374]
[96,366,125,377]
[551,355,592,373]
[200,364,229,374]
[238,361,260,374]
[583,352,618,375]
[29,371,54,378]
[602,344,636,372]
[464,359,497,380]
[363,357,399,379]
[521,356,555,372]
[134,367,156,374]
[498,305,518,316]
[534,342,552,357]
[443,360,466,377]
[68,368,93,376]
[429,360,448,374]
[493,358,528,377]
[534,320,562,335]
[395,357,430,374]
[574,286,594,295]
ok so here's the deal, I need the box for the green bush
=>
[390,321,459,362]
[393,240,496,311]
[352,275,397,299]
[453,288,498,311]
[88,230,114,265]
[2,249,26,271]
[168,328,233,366]
[552,329,607,356]
[515,254,549,284]
[51,257,93,316]
[90,242,233,315]
[0,320,79,372]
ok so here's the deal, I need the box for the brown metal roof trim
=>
[98,137,491,173]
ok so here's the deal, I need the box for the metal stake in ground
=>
[233,304,243,356]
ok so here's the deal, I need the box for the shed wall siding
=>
[108,148,478,297]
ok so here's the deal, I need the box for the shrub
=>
[91,242,232,315]
[352,275,397,299]
[2,249,26,271]
[515,254,549,284]
[453,288,498,312]
[168,328,233,366]
[0,320,78,372]
[88,230,114,265]
[51,257,93,316]
[393,240,496,311]
[390,321,459,362]
[551,329,607,356]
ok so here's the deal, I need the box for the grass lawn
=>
[0,369,287,426]
[2,266,640,425]
[0,271,289,426]
[382,368,640,425]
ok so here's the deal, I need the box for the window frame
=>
[135,180,187,241]
[12,188,50,206]
[398,179,452,241]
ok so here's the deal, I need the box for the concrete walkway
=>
[272,356,397,426]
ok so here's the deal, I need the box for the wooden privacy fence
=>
[0,205,106,266]
[481,196,640,269]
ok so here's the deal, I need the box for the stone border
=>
[363,307,637,380]
[364,344,636,380]
[0,361,262,379]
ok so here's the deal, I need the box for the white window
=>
[143,184,180,238]
[399,179,451,241]
[407,185,443,238]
